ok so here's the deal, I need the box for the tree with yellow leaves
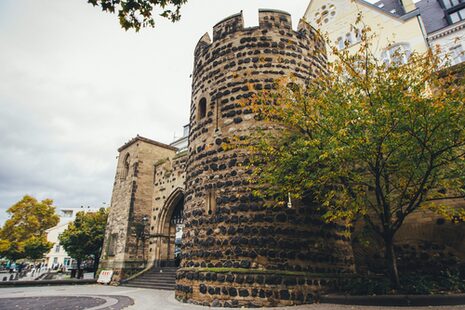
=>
[0,195,59,261]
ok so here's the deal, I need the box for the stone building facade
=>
[99,135,188,281]
[100,8,465,308]
[304,0,428,62]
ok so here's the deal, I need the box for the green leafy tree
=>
[87,0,187,31]
[59,208,108,277]
[240,28,465,289]
[0,195,59,261]
[24,236,55,261]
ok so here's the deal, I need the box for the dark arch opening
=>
[198,97,207,119]
[171,196,184,267]
[123,153,130,179]
[159,189,184,267]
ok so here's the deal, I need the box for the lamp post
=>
[135,215,149,262]
[287,192,292,208]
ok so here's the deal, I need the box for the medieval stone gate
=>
[99,9,465,308]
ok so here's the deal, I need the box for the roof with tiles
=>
[415,0,449,34]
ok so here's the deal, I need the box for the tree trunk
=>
[384,236,400,289]
[77,259,82,279]
[93,254,100,278]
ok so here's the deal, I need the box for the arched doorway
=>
[171,196,184,267]
[153,188,184,268]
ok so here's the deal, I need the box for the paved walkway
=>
[0,285,464,309]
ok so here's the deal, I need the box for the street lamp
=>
[287,192,292,208]
[135,215,149,262]
[136,215,149,240]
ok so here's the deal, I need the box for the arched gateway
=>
[151,188,184,268]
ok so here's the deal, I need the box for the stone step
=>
[140,276,176,280]
[150,268,178,273]
[136,278,176,282]
[148,269,177,273]
[123,283,175,290]
[130,279,176,285]
[137,274,176,279]
[149,271,177,274]
[129,281,175,286]
[122,267,177,290]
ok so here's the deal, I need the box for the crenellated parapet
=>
[258,9,292,30]
[194,10,325,68]
[213,12,244,41]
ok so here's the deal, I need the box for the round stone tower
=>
[176,10,355,307]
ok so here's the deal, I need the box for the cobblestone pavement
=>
[0,285,464,310]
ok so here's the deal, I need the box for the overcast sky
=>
[0,0,311,225]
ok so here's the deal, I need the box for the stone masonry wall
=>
[148,151,187,266]
[176,10,355,307]
[100,137,178,282]
[353,199,465,275]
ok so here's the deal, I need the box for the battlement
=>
[194,9,318,57]
[213,12,244,41]
[258,9,292,30]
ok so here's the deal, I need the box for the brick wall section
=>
[175,10,355,307]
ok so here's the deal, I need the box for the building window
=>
[183,124,189,137]
[336,36,344,50]
[153,165,157,184]
[449,44,465,65]
[206,188,217,215]
[55,244,60,253]
[61,210,73,218]
[449,8,465,24]
[314,3,337,24]
[381,43,412,65]
[441,0,462,9]
[198,98,207,120]
[336,28,362,50]
[122,154,130,179]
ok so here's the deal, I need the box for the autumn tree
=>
[241,30,465,289]
[0,195,59,261]
[87,0,187,31]
[59,208,108,278]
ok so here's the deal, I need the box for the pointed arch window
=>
[381,43,412,65]
[122,153,130,179]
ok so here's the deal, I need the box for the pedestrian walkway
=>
[0,285,464,310]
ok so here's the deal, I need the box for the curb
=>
[321,294,465,307]
[0,279,97,287]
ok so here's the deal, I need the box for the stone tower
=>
[100,136,181,281]
[176,10,355,307]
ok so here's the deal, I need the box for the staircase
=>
[123,267,177,290]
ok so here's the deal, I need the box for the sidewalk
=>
[0,285,464,310]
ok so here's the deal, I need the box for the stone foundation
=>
[176,269,354,307]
